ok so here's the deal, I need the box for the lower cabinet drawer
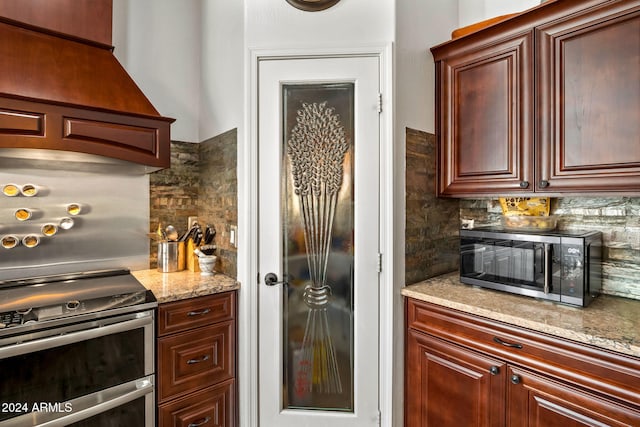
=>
[158,379,235,427]
[158,321,235,403]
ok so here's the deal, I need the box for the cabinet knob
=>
[539,180,550,188]
[489,366,500,376]
[519,181,529,189]
[510,374,521,385]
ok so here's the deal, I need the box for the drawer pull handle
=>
[187,355,210,365]
[493,336,523,349]
[188,416,211,427]
[187,308,211,317]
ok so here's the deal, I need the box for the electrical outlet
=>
[188,216,199,229]
[230,225,237,248]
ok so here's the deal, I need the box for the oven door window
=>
[0,328,144,422]
[460,238,545,290]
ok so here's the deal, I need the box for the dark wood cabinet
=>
[434,29,534,196]
[157,292,237,427]
[406,329,506,427]
[432,0,640,197]
[507,366,640,427]
[405,298,640,427]
[536,1,640,193]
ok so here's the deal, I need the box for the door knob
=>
[264,272,287,286]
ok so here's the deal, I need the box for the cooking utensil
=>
[204,224,216,245]
[193,224,203,246]
[179,223,198,242]
[165,225,178,241]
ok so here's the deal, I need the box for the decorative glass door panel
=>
[258,54,380,426]
[282,83,355,411]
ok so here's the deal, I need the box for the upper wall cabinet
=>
[432,0,640,197]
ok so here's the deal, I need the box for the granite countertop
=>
[132,269,240,304]
[402,272,640,358]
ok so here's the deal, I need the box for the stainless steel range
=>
[0,269,157,427]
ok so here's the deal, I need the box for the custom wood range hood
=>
[0,1,174,170]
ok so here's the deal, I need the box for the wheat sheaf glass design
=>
[287,101,349,394]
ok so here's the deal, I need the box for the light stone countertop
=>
[402,272,640,358]
[132,269,240,304]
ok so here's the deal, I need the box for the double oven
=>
[0,269,157,426]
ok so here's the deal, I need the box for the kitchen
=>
[1,0,638,426]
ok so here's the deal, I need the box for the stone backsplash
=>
[460,197,640,300]
[405,128,460,285]
[149,130,238,277]
[197,129,238,277]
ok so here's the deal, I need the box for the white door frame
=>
[238,44,394,427]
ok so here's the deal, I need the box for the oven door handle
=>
[0,315,152,360]
[1,376,155,427]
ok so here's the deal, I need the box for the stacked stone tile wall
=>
[198,129,238,277]
[149,130,238,277]
[149,141,200,267]
[405,128,460,285]
[460,197,640,300]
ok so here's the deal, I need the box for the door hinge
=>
[377,93,383,113]
[377,253,382,273]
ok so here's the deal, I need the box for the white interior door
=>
[258,55,381,426]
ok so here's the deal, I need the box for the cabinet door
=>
[158,380,235,427]
[158,292,236,337]
[435,31,534,197]
[536,1,640,192]
[406,329,506,427]
[158,321,235,403]
[507,367,640,427]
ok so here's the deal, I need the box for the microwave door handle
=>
[543,243,552,294]
[585,244,590,295]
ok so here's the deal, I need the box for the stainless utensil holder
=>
[157,241,185,272]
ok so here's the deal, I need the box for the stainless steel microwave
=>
[460,227,602,307]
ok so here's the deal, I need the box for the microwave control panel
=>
[560,244,585,296]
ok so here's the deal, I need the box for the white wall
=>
[396,0,458,135]
[393,2,458,425]
[245,0,393,48]
[112,0,201,142]
[458,0,540,27]
[110,0,542,142]
[199,1,244,140]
